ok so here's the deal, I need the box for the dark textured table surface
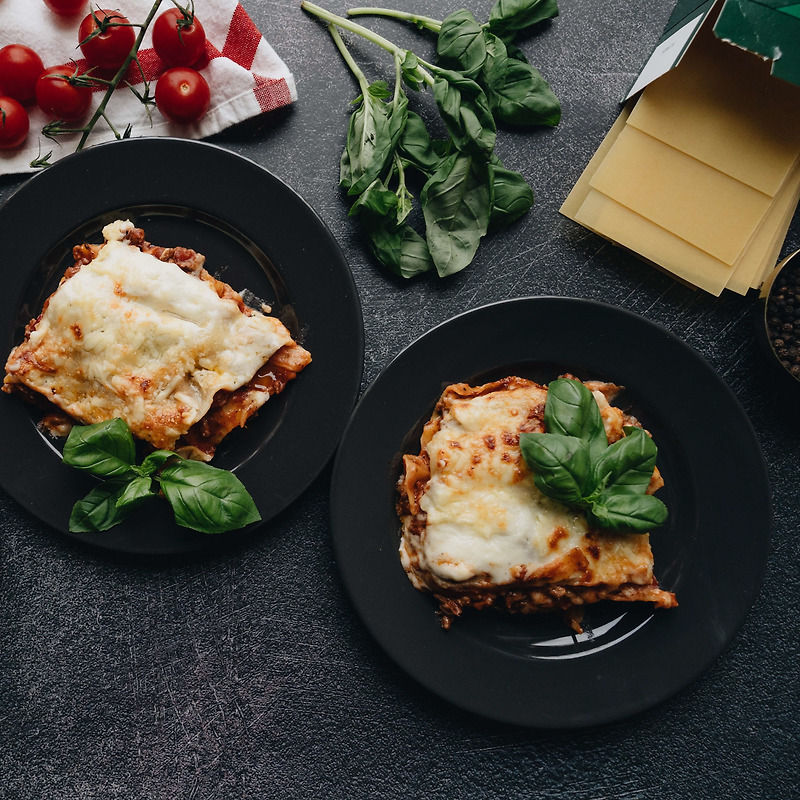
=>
[2,1,798,798]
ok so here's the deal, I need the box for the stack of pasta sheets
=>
[561,11,800,296]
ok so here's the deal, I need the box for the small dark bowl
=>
[757,249,800,391]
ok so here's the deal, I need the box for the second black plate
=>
[330,297,770,728]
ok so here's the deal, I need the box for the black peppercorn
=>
[766,254,800,382]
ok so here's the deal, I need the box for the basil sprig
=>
[519,379,668,533]
[301,0,561,278]
[63,419,261,535]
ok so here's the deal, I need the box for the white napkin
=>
[0,0,297,176]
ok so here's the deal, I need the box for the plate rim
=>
[329,295,771,728]
[0,136,365,555]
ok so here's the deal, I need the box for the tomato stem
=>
[75,0,165,151]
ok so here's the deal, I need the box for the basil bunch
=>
[519,379,668,533]
[63,419,261,534]
[302,0,561,278]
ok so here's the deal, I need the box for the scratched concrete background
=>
[1,1,798,798]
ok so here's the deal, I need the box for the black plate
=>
[0,138,363,555]
[330,297,770,728]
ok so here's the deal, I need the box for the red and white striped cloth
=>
[0,0,296,175]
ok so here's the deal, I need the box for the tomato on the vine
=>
[43,0,87,15]
[155,67,210,124]
[152,7,206,67]
[0,96,30,149]
[36,65,93,121]
[79,9,136,71]
[0,45,45,104]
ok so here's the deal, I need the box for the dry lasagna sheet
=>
[3,220,311,460]
[397,376,676,629]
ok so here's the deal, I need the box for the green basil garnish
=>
[158,460,261,535]
[69,479,132,533]
[520,379,668,534]
[519,433,591,505]
[62,417,137,479]
[62,419,261,535]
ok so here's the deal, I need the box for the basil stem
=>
[348,6,443,33]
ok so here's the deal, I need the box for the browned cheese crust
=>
[3,226,311,460]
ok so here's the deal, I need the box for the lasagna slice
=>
[397,376,677,630]
[3,220,311,459]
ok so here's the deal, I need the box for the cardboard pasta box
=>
[561,0,800,296]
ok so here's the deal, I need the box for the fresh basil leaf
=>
[367,221,436,278]
[366,80,391,99]
[69,479,131,533]
[432,69,496,158]
[115,475,157,514]
[544,379,607,460]
[349,178,398,218]
[520,432,591,505]
[401,51,425,91]
[592,426,658,497]
[489,161,534,231]
[158,460,261,534]
[397,111,443,177]
[486,57,561,126]
[353,181,435,278]
[340,83,395,196]
[135,449,176,477]
[62,419,136,479]
[481,30,509,87]
[436,9,487,77]
[488,0,560,40]
[587,493,668,533]
[504,42,529,64]
[421,152,492,277]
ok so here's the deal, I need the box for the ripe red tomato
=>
[0,45,45,104]
[152,8,206,67]
[43,0,87,14]
[0,96,30,149]
[78,9,136,71]
[36,65,93,121]
[155,67,210,124]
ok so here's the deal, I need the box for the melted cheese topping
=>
[407,382,655,588]
[5,221,293,449]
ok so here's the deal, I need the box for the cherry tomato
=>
[79,9,136,71]
[43,0,87,14]
[0,96,30,149]
[36,65,93,121]
[152,8,206,67]
[155,67,210,124]
[0,45,45,104]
